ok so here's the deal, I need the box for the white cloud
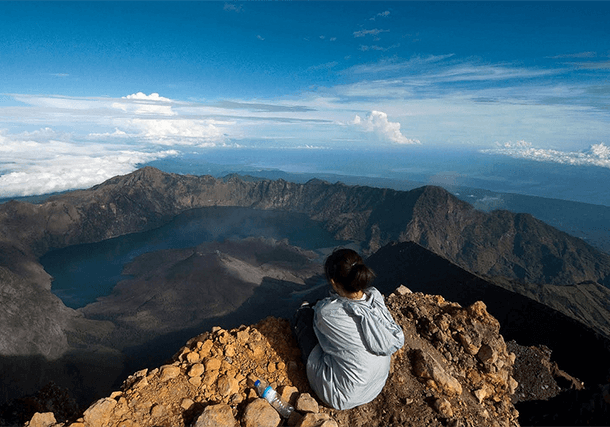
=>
[353,29,389,38]
[223,3,243,13]
[370,11,390,20]
[351,111,420,144]
[112,92,176,116]
[0,129,177,197]
[359,44,400,52]
[307,61,339,71]
[481,141,610,169]
[126,118,227,144]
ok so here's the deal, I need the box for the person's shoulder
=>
[315,296,348,317]
[366,287,383,299]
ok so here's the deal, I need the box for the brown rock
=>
[434,398,454,418]
[189,376,202,386]
[396,285,412,295]
[295,393,318,413]
[159,365,181,381]
[241,398,281,427]
[280,385,299,405]
[186,351,201,364]
[194,403,238,427]
[25,412,56,427]
[236,329,250,343]
[477,343,498,365]
[457,332,481,355]
[217,374,239,397]
[150,403,166,418]
[203,370,220,386]
[412,349,463,396]
[188,363,205,377]
[204,357,222,371]
[224,345,236,357]
[199,339,214,357]
[83,397,117,427]
[296,412,332,427]
[181,398,194,410]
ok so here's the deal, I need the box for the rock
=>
[477,343,498,365]
[508,377,519,394]
[181,398,194,410]
[434,398,454,418]
[188,363,205,377]
[225,345,236,357]
[296,412,332,427]
[396,285,412,295]
[217,374,239,397]
[150,403,166,418]
[159,365,181,381]
[199,339,214,356]
[204,357,222,371]
[474,387,488,403]
[295,393,319,413]
[186,351,201,364]
[412,349,463,396]
[194,403,238,427]
[203,370,220,386]
[83,397,117,427]
[24,412,56,427]
[241,398,281,427]
[457,332,481,355]
[280,385,299,405]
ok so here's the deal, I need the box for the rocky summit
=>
[23,288,521,427]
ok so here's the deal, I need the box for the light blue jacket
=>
[306,287,405,410]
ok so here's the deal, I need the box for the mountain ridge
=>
[2,166,610,420]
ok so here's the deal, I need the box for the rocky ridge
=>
[2,167,610,362]
[23,287,521,427]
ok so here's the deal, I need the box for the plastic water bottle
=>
[254,379,294,418]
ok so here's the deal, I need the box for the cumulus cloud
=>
[481,141,610,169]
[112,92,176,116]
[0,129,177,198]
[351,111,420,144]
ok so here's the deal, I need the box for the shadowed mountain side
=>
[366,242,610,390]
[79,238,321,351]
[490,277,610,339]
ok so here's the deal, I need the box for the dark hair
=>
[324,248,376,294]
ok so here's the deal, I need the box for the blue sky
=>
[1,1,609,198]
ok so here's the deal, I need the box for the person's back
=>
[308,286,404,409]
[292,248,404,410]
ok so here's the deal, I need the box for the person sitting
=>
[292,248,405,410]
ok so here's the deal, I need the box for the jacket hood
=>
[341,288,404,356]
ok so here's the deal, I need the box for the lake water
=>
[41,207,341,309]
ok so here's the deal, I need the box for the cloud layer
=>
[481,141,610,169]
[0,128,176,197]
